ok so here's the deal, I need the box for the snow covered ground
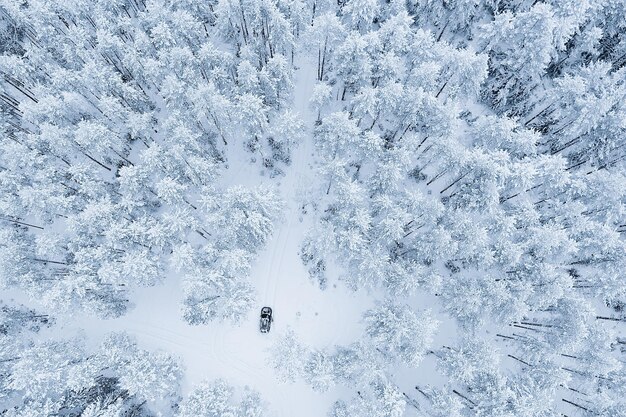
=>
[10,59,376,417]
[0,53,523,417]
[4,2,626,416]
[0,58,467,417]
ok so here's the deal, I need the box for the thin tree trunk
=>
[561,399,589,412]
[31,258,67,265]
[0,218,44,230]
[452,390,476,407]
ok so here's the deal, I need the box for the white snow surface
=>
[18,60,377,417]
[0,57,464,417]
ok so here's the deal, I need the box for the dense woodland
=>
[1,0,626,416]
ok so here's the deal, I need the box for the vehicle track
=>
[264,211,286,306]
[213,331,263,379]
[131,318,279,398]
[125,319,211,352]
[118,59,317,417]
[59,58,332,417]
[189,71,314,415]
[215,324,291,417]
[262,59,315,309]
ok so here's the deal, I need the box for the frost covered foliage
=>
[173,185,283,324]
[1,0,626,416]
[179,380,269,417]
[300,0,626,415]
[1,314,181,416]
[364,301,438,366]
[271,305,434,410]
[0,0,289,322]
[330,378,406,417]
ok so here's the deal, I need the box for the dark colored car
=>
[260,307,273,333]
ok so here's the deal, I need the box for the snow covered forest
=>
[1,0,626,415]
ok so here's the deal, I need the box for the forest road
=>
[208,59,319,417]
[259,58,316,311]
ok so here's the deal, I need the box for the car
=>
[260,307,273,333]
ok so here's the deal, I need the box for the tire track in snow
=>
[212,324,290,417]
[272,210,293,306]
[73,306,291,415]
[206,327,269,398]
[257,61,316,417]
[269,60,316,308]
[288,60,360,350]
[269,170,299,307]
[126,320,211,351]
[122,318,267,388]
[265,212,285,305]
[202,59,317,417]
[214,326,264,379]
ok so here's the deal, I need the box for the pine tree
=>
[363,301,438,366]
